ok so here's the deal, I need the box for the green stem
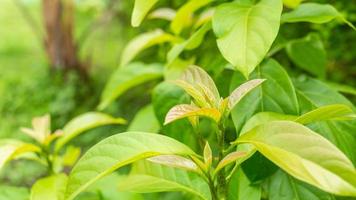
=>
[216,123,227,200]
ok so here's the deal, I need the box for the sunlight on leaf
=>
[164,104,221,125]
[147,155,198,172]
[132,0,159,27]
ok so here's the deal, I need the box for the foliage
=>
[1,0,356,200]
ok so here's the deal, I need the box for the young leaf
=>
[286,33,327,78]
[170,0,212,35]
[147,155,198,172]
[148,8,176,21]
[21,114,51,144]
[55,112,126,151]
[164,104,221,125]
[99,62,163,110]
[212,0,283,78]
[214,151,247,174]
[173,65,220,107]
[237,121,356,196]
[128,104,161,133]
[65,132,196,200]
[118,161,211,200]
[228,79,265,111]
[228,167,261,200]
[295,104,355,124]
[30,174,67,200]
[0,140,40,170]
[203,142,212,168]
[281,3,355,29]
[131,0,159,27]
[120,29,177,67]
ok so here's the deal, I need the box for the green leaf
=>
[118,161,211,200]
[164,104,221,125]
[281,3,356,29]
[268,170,335,200]
[99,62,164,110]
[295,104,355,124]
[65,132,196,200]
[131,0,159,27]
[230,59,299,182]
[227,167,261,200]
[295,77,356,164]
[55,112,126,151]
[173,65,220,108]
[128,104,160,133]
[170,0,212,35]
[228,79,265,111]
[230,59,299,133]
[283,0,303,8]
[0,185,29,200]
[0,140,40,170]
[286,33,327,78]
[167,22,211,65]
[83,173,144,200]
[325,81,356,96]
[212,0,283,78]
[30,174,67,200]
[120,29,177,67]
[237,121,356,196]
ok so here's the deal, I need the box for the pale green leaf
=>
[119,161,211,200]
[194,8,214,28]
[164,104,221,125]
[21,114,50,144]
[228,167,261,200]
[120,29,177,67]
[295,104,355,124]
[170,0,212,35]
[286,33,327,78]
[147,155,198,172]
[148,8,176,21]
[214,151,247,174]
[0,140,40,170]
[237,121,356,196]
[55,112,126,151]
[213,0,283,77]
[228,79,265,111]
[167,22,211,65]
[131,0,159,27]
[30,174,67,200]
[281,3,355,29]
[65,132,196,200]
[62,146,81,167]
[128,104,160,133]
[99,62,164,110]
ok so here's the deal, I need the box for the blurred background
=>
[0,0,355,191]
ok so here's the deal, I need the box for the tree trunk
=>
[42,0,87,77]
